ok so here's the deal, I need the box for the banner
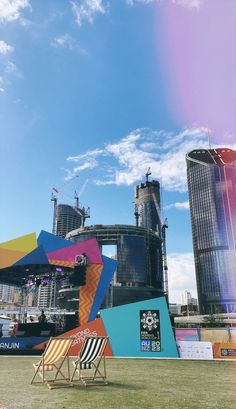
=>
[140,310,161,352]
[213,342,236,359]
[177,341,213,360]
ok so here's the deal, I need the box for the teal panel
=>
[101,297,178,358]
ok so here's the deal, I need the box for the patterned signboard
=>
[140,310,161,352]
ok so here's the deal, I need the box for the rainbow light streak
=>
[158,1,236,141]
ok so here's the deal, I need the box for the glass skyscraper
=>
[186,148,236,314]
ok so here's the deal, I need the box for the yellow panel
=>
[0,233,37,253]
[0,248,26,269]
[200,328,230,343]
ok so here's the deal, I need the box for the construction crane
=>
[162,218,169,305]
[145,167,151,183]
[73,190,90,228]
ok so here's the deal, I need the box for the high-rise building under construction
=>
[134,170,162,236]
[186,148,236,314]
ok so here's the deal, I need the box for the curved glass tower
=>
[186,148,236,314]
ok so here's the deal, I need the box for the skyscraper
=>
[134,178,162,237]
[186,148,236,314]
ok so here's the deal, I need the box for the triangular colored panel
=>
[14,246,49,266]
[0,233,37,253]
[0,248,26,269]
[47,238,103,266]
[37,230,74,253]
[89,256,117,322]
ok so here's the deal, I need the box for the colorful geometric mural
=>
[100,296,178,358]
[0,231,117,327]
[33,297,177,358]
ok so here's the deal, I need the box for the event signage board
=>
[0,337,48,353]
[140,310,161,352]
[101,297,178,358]
[213,342,236,359]
[177,341,213,360]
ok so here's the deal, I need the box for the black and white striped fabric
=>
[80,337,105,365]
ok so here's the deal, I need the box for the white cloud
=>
[5,60,21,77]
[67,148,104,162]
[71,0,106,26]
[65,126,236,192]
[164,201,189,211]
[0,40,13,54]
[172,0,202,10]
[127,0,202,9]
[66,127,210,191]
[167,253,197,303]
[52,34,86,54]
[0,75,4,92]
[0,0,31,23]
[127,0,157,5]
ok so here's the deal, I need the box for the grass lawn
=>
[0,357,236,409]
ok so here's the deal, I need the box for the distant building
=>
[0,284,19,304]
[181,290,198,307]
[186,148,236,314]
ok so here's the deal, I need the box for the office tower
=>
[186,148,236,314]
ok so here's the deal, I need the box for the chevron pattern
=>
[48,259,75,268]
[79,264,103,326]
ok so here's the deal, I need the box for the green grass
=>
[0,357,236,409]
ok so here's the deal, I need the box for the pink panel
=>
[47,238,103,265]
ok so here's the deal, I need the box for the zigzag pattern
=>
[79,264,103,326]
[48,259,75,267]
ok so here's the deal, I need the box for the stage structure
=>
[0,231,117,326]
[0,231,178,358]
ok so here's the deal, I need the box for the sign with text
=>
[213,342,236,359]
[140,310,161,352]
[177,341,213,360]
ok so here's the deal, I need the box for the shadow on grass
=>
[71,382,141,391]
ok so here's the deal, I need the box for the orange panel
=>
[79,264,103,326]
[0,248,26,269]
[213,342,236,359]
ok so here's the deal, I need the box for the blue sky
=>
[0,0,235,303]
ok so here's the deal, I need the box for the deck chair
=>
[70,336,109,386]
[30,337,74,389]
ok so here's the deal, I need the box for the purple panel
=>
[47,238,103,265]
[175,328,200,342]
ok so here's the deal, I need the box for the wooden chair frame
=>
[70,336,109,386]
[30,336,74,389]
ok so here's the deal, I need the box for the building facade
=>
[186,148,236,314]
[134,179,162,236]
[54,204,86,238]
[66,224,164,307]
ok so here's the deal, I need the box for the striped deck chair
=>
[30,337,74,389]
[70,336,109,386]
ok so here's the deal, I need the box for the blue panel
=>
[14,246,49,266]
[37,230,74,253]
[0,337,48,352]
[88,255,117,322]
[101,297,178,358]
